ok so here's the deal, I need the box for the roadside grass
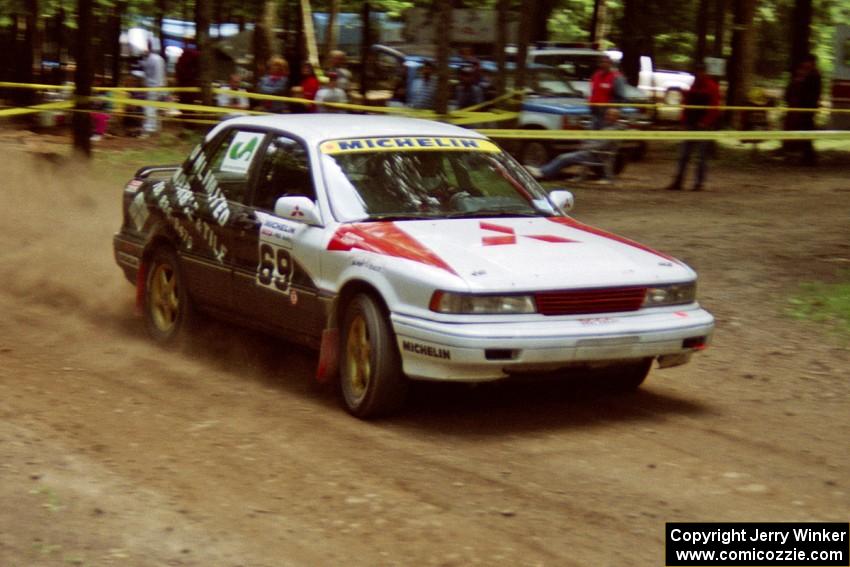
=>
[787,273,850,338]
[93,130,199,183]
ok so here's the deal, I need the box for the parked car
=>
[369,45,649,167]
[114,115,714,418]
[482,61,650,167]
[513,45,649,103]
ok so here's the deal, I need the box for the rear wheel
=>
[143,248,193,344]
[339,294,409,418]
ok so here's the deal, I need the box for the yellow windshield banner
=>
[319,136,501,155]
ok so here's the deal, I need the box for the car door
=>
[178,127,267,312]
[231,135,327,342]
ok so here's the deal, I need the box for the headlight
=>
[430,291,536,314]
[642,282,697,307]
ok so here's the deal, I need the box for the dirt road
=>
[1,148,848,566]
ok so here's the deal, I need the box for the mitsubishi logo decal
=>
[291,206,305,218]
[479,221,576,246]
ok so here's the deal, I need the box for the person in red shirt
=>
[666,63,720,191]
[299,62,321,112]
[589,56,626,129]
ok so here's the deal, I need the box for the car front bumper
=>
[391,306,714,381]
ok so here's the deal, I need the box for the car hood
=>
[522,97,588,115]
[395,217,694,291]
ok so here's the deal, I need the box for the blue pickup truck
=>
[370,45,650,169]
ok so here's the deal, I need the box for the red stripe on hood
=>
[546,217,679,262]
[328,222,457,275]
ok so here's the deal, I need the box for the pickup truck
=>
[605,50,695,105]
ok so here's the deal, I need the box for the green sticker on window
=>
[220,132,264,174]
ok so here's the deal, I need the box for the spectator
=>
[216,73,249,110]
[783,53,822,166]
[257,57,290,113]
[665,63,720,191]
[299,62,321,111]
[315,71,348,112]
[589,55,626,129]
[328,50,353,92]
[459,46,482,84]
[141,40,166,137]
[119,72,146,137]
[409,61,437,110]
[455,66,484,109]
[90,75,111,142]
[526,108,624,184]
[175,48,200,104]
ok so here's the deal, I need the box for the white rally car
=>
[114,115,714,417]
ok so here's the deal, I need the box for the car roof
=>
[208,114,487,146]
[529,48,603,57]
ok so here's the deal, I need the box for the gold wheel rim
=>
[345,315,371,405]
[149,263,179,333]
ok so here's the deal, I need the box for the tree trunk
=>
[495,0,508,97]
[359,1,370,96]
[515,0,534,92]
[789,0,812,71]
[263,0,278,53]
[713,0,725,57]
[695,0,709,66]
[73,0,93,157]
[111,2,126,86]
[196,0,213,106]
[19,0,36,104]
[530,0,555,44]
[155,0,166,57]
[321,0,339,64]
[434,0,452,115]
[589,0,603,43]
[620,0,641,86]
[726,0,757,126]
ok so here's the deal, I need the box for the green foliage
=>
[788,273,850,337]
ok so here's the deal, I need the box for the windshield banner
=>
[320,137,501,155]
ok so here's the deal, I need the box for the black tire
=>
[605,358,653,391]
[519,141,551,167]
[143,247,194,345]
[339,293,408,418]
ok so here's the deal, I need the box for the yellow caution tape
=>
[476,129,850,141]
[5,80,847,114]
[0,100,74,117]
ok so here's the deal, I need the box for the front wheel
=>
[143,247,193,344]
[339,294,409,418]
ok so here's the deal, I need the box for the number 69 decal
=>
[257,243,293,291]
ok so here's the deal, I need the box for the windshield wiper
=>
[444,210,545,219]
[360,213,442,222]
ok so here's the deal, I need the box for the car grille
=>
[534,287,647,316]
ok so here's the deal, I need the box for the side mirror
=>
[548,189,575,212]
[274,196,322,226]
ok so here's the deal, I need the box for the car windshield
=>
[526,68,583,96]
[319,136,558,222]
[498,67,582,97]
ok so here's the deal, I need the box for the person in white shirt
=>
[141,40,166,135]
[216,73,249,110]
[315,71,348,113]
[328,50,352,92]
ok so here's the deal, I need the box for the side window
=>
[197,129,265,204]
[253,136,316,212]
